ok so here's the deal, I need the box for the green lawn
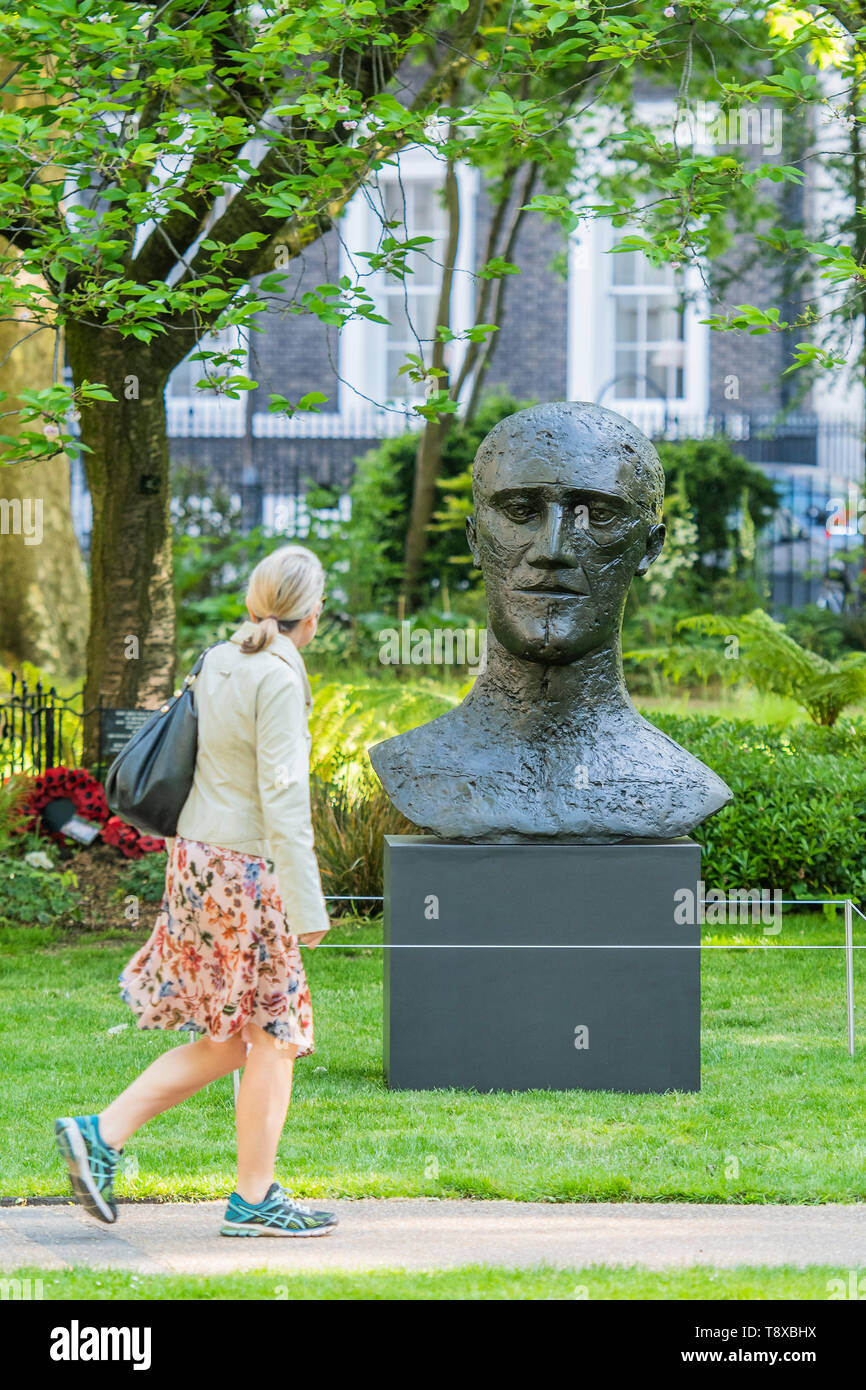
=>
[0,915,863,1202]
[0,1264,850,1300]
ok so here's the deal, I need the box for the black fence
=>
[645,411,865,476]
[0,675,87,780]
[628,413,866,609]
[758,468,864,612]
[63,410,866,614]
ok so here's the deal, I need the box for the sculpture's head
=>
[467,401,665,665]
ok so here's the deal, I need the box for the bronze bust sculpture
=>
[370,401,732,842]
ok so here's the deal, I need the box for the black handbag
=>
[104,643,224,838]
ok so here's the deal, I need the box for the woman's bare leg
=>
[234,1022,299,1204]
[98,1033,248,1151]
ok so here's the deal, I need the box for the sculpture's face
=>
[468,431,664,665]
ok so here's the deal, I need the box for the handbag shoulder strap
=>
[182,640,227,690]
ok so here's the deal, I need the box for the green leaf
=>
[230,231,268,252]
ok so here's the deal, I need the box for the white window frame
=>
[608,240,687,402]
[566,98,709,431]
[338,146,478,422]
[568,215,709,430]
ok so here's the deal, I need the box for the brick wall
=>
[247,229,344,413]
[169,163,798,490]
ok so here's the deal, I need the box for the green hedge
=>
[647,714,866,901]
[4,712,861,921]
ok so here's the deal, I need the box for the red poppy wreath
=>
[21,766,165,859]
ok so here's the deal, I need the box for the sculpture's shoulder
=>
[369,706,489,837]
[368,702,733,842]
[630,714,733,821]
[369,706,465,789]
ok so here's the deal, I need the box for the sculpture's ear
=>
[635,522,665,576]
[466,514,480,566]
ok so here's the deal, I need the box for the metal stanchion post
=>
[845,899,855,1059]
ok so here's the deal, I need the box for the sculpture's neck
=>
[471,630,632,726]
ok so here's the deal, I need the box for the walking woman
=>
[55,544,338,1238]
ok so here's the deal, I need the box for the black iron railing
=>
[0,675,87,778]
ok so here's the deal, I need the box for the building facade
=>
[69,123,866,608]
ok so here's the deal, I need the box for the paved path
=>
[1,1201,864,1275]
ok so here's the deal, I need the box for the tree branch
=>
[153,0,497,367]
[450,160,522,402]
[465,159,538,421]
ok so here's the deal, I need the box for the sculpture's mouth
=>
[516,585,589,598]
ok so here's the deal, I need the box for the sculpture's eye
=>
[501,499,537,523]
[589,504,617,525]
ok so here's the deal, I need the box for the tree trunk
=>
[0,318,88,677]
[65,323,176,758]
[0,57,88,679]
[464,162,538,423]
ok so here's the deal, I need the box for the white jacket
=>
[175,619,330,937]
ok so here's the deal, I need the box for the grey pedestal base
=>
[383,836,700,1093]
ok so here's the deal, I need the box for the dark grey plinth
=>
[383,836,700,1093]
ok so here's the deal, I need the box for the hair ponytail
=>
[240,615,280,654]
[241,544,325,654]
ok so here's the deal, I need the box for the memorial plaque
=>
[99,708,152,763]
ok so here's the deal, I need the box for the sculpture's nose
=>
[526,502,579,568]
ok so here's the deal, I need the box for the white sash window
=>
[609,249,686,403]
[338,146,477,421]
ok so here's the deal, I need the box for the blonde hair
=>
[241,544,325,654]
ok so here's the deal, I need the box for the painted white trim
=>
[167,397,246,437]
[165,325,249,436]
[338,148,478,414]
[566,216,601,405]
[568,216,709,425]
[251,406,412,438]
[567,95,710,428]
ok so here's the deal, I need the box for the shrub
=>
[679,609,866,725]
[308,679,458,783]
[309,710,866,906]
[306,710,866,907]
[780,605,850,660]
[654,437,779,577]
[114,852,168,906]
[311,773,413,916]
[0,859,81,929]
[647,713,866,900]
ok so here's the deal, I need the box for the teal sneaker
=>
[54,1115,121,1224]
[221,1182,338,1238]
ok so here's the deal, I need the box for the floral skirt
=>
[119,836,314,1055]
